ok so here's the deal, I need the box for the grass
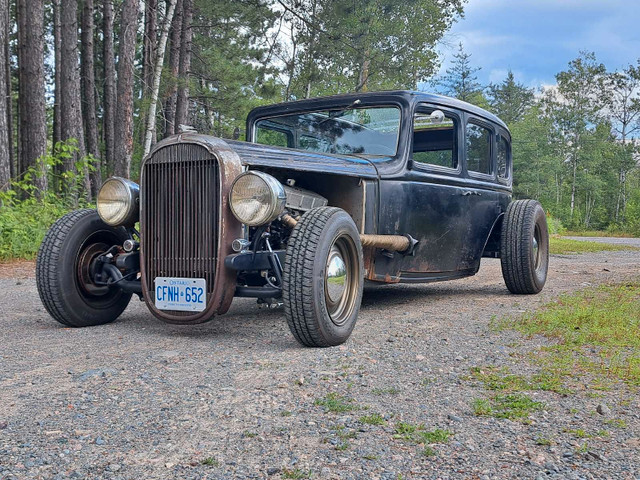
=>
[200,457,219,466]
[422,446,436,457]
[507,282,640,386]
[282,469,311,479]
[604,418,628,428]
[535,436,554,446]
[359,413,386,425]
[314,393,358,413]
[470,366,571,394]
[371,387,400,396]
[393,423,452,445]
[549,236,639,255]
[472,393,544,420]
[564,230,636,238]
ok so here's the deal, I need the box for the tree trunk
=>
[3,0,12,180]
[16,0,47,196]
[175,0,192,128]
[143,0,177,157]
[356,54,371,93]
[81,0,101,196]
[51,0,63,193]
[163,0,182,137]
[102,0,116,175]
[52,0,61,152]
[140,0,157,144]
[0,0,10,191]
[60,0,89,200]
[113,0,139,178]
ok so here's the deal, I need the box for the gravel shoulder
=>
[1,251,639,480]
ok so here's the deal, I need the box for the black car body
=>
[36,91,549,347]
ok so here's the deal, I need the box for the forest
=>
[0,0,639,259]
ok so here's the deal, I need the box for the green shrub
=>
[546,213,566,235]
[0,140,96,260]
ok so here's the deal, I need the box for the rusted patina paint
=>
[139,133,242,324]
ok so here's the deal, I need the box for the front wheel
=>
[36,209,132,327]
[500,199,549,294]
[283,207,364,347]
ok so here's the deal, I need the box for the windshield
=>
[253,106,401,156]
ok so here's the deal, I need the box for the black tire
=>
[36,209,132,327]
[500,199,549,294]
[283,207,364,347]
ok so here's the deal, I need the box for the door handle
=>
[462,190,481,196]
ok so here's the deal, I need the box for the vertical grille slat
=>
[141,144,219,317]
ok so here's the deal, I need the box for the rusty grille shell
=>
[140,134,242,324]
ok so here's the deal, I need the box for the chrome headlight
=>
[229,171,286,226]
[97,177,139,227]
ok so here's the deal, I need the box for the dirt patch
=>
[0,260,35,279]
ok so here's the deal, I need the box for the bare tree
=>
[0,0,10,191]
[81,0,101,196]
[163,0,183,138]
[141,0,158,144]
[174,0,192,128]
[113,0,139,178]
[102,0,116,175]
[16,0,47,195]
[60,0,89,199]
[143,0,177,157]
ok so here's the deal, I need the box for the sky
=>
[436,0,640,89]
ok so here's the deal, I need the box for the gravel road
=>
[1,251,639,480]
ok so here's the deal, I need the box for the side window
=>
[412,110,458,169]
[255,126,291,148]
[466,122,492,175]
[497,134,510,180]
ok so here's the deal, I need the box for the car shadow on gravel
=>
[361,282,509,308]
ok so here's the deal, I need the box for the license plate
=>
[154,277,207,312]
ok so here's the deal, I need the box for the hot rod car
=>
[36,91,549,347]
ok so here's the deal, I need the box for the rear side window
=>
[497,134,510,179]
[412,110,458,169]
[466,122,492,175]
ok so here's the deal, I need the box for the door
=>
[375,105,472,282]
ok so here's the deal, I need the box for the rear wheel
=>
[500,199,549,294]
[36,209,132,327]
[283,207,364,347]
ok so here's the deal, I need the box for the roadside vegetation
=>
[549,236,640,255]
[471,281,640,429]
[510,282,640,386]
[0,142,93,261]
[486,282,640,392]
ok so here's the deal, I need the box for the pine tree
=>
[437,43,482,103]
[16,0,48,195]
[487,70,534,126]
[113,0,139,178]
[0,0,10,190]
[81,0,101,195]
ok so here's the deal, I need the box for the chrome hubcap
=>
[324,235,359,327]
[326,248,347,303]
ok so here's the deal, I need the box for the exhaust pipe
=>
[281,214,418,255]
